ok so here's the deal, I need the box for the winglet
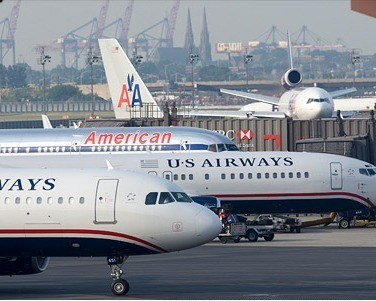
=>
[42,114,53,129]
[106,160,114,170]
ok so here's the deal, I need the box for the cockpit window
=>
[307,98,329,104]
[145,192,158,205]
[227,144,240,151]
[359,168,376,176]
[171,192,192,203]
[208,143,240,152]
[217,144,226,152]
[158,192,175,204]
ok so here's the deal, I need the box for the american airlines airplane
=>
[0,166,221,296]
[0,126,239,155]
[189,32,357,120]
[1,151,375,215]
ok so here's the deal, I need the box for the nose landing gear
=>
[107,255,130,296]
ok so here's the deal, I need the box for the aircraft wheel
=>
[111,279,130,296]
[219,237,228,244]
[247,229,258,242]
[233,236,240,243]
[263,233,274,241]
[339,219,350,229]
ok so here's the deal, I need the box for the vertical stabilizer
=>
[287,30,294,69]
[98,39,163,119]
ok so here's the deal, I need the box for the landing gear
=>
[107,255,130,296]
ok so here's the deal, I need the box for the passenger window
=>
[239,173,244,179]
[297,172,301,178]
[221,173,226,180]
[281,172,285,179]
[230,173,235,180]
[181,174,186,180]
[304,172,309,178]
[173,174,178,181]
[79,197,85,204]
[248,173,252,179]
[37,197,42,204]
[205,173,209,180]
[189,174,193,180]
[265,173,269,179]
[145,192,158,205]
[58,197,63,204]
[257,173,261,179]
[15,197,20,205]
[159,192,174,204]
[289,172,293,178]
[273,173,277,179]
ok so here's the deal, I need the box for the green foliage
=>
[46,85,81,102]
[198,65,231,81]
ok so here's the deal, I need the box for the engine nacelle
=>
[281,68,303,90]
[0,257,50,276]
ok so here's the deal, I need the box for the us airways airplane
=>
[0,126,239,154]
[0,166,221,296]
[98,38,163,120]
[190,32,356,120]
[1,151,375,215]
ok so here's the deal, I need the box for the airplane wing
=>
[185,109,286,119]
[329,87,357,98]
[333,97,376,112]
[220,88,280,106]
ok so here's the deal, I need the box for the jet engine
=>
[0,257,50,275]
[281,68,303,90]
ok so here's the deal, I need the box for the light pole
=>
[132,47,143,67]
[87,47,100,118]
[351,49,360,84]
[189,50,199,108]
[244,48,253,89]
[39,47,51,115]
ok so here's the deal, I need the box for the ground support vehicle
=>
[337,208,376,228]
[255,214,302,233]
[218,214,276,243]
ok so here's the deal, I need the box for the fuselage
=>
[0,126,239,155]
[279,87,334,119]
[0,167,221,258]
[1,151,375,214]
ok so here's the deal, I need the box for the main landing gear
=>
[107,255,130,296]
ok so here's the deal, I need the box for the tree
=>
[6,64,28,88]
[46,85,81,102]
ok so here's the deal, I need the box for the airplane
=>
[0,150,375,215]
[0,165,221,296]
[0,126,239,154]
[98,38,164,120]
[189,31,358,120]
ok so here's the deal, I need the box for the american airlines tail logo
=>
[117,74,143,108]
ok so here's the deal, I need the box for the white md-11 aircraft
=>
[1,151,375,215]
[0,126,239,155]
[0,166,221,296]
[189,32,357,120]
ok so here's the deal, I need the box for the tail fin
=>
[287,30,294,69]
[98,39,163,119]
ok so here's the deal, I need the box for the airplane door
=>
[330,162,343,190]
[94,179,119,224]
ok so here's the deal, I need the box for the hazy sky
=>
[1,0,376,69]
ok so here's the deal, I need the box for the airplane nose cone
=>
[195,208,222,244]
